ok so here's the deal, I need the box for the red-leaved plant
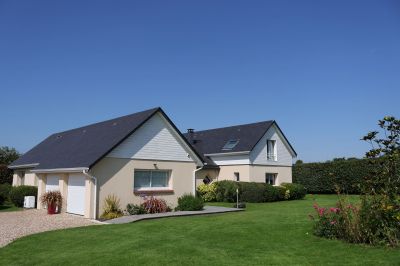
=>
[140,196,169,214]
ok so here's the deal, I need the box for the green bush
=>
[215,180,239,202]
[175,194,204,211]
[275,186,287,201]
[264,184,279,202]
[176,194,204,211]
[126,203,147,215]
[9,185,37,207]
[238,182,266,203]
[281,183,306,200]
[196,183,217,202]
[293,158,377,194]
[0,183,11,205]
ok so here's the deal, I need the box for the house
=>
[9,107,296,219]
[185,121,297,187]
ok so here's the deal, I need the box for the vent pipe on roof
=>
[187,128,194,133]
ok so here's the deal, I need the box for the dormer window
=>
[267,139,277,161]
[222,140,239,150]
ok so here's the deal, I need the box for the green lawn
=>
[0,203,21,212]
[0,195,398,265]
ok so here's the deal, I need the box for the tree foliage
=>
[0,146,21,184]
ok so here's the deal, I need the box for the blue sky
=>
[0,1,399,162]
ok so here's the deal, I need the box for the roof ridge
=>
[186,120,274,134]
[51,107,160,136]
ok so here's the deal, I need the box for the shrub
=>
[9,185,38,207]
[101,194,123,220]
[238,182,265,203]
[197,183,217,202]
[126,203,147,215]
[264,184,279,202]
[215,180,239,202]
[281,183,306,200]
[141,196,169,214]
[275,186,287,201]
[0,183,11,205]
[40,191,62,212]
[293,158,375,194]
[176,194,204,211]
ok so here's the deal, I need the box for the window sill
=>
[134,188,174,194]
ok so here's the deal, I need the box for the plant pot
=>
[47,203,56,214]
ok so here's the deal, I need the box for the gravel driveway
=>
[0,209,98,247]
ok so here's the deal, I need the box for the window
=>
[203,176,211,185]
[234,172,240,182]
[134,170,170,190]
[222,139,239,150]
[265,173,277,185]
[267,140,277,161]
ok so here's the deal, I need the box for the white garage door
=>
[67,174,86,215]
[46,175,59,192]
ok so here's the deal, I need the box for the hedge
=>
[197,181,306,203]
[9,185,38,207]
[0,183,11,205]
[292,158,376,194]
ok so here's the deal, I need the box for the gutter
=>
[8,163,39,169]
[31,167,89,173]
[192,167,203,195]
[204,151,250,156]
[82,169,97,220]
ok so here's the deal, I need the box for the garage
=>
[67,174,86,215]
[46,175,59,192]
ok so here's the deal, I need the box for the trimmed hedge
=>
[9,185,38,207]
[281,183,307,200]
[293,159,375,194]
[198,180,306,203]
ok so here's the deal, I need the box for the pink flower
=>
[330,220,336,225]
[318,207,326,217]
[329,207,339,213]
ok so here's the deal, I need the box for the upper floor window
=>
[222,140,239,150]
[134,170,170,190]
[267,139,277,161]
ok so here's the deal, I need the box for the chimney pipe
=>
[187,128,194,134]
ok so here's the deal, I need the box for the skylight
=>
[222,140,239,150]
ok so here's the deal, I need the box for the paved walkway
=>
[106,206,244,224]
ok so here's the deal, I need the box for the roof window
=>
[222,140,239,150]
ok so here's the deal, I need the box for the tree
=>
[0,146,21,184]
[295,160,303,165]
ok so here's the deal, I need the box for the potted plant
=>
[40,191,62,214]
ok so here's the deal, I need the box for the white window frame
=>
[265,173,277,185]
[267,139,277,161]
[134,169,172,191]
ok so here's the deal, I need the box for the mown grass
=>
[0,195,398,265]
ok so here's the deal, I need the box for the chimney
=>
[186,129,197,144]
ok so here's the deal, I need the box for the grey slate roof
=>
[183,120,296,160]
[10,107,200,170]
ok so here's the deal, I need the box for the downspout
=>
[83,169,97,220]
[193,167,203,195]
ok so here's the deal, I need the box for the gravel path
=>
[0,209,98,247]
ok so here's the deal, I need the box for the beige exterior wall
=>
[37,174,46,209]
[91,157,197,218]
[195,168,219,187]
[249,165,292,185]
[12,170,38,186]
[218,165,251,182]
[209,165,292,185]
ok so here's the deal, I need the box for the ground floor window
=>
[234,172,240,182]
[203,176,211,184]
[134,170,170,190]
[265,173,277,185]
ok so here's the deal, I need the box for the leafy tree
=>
[295,160,303,165]
[0,146,21,184]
